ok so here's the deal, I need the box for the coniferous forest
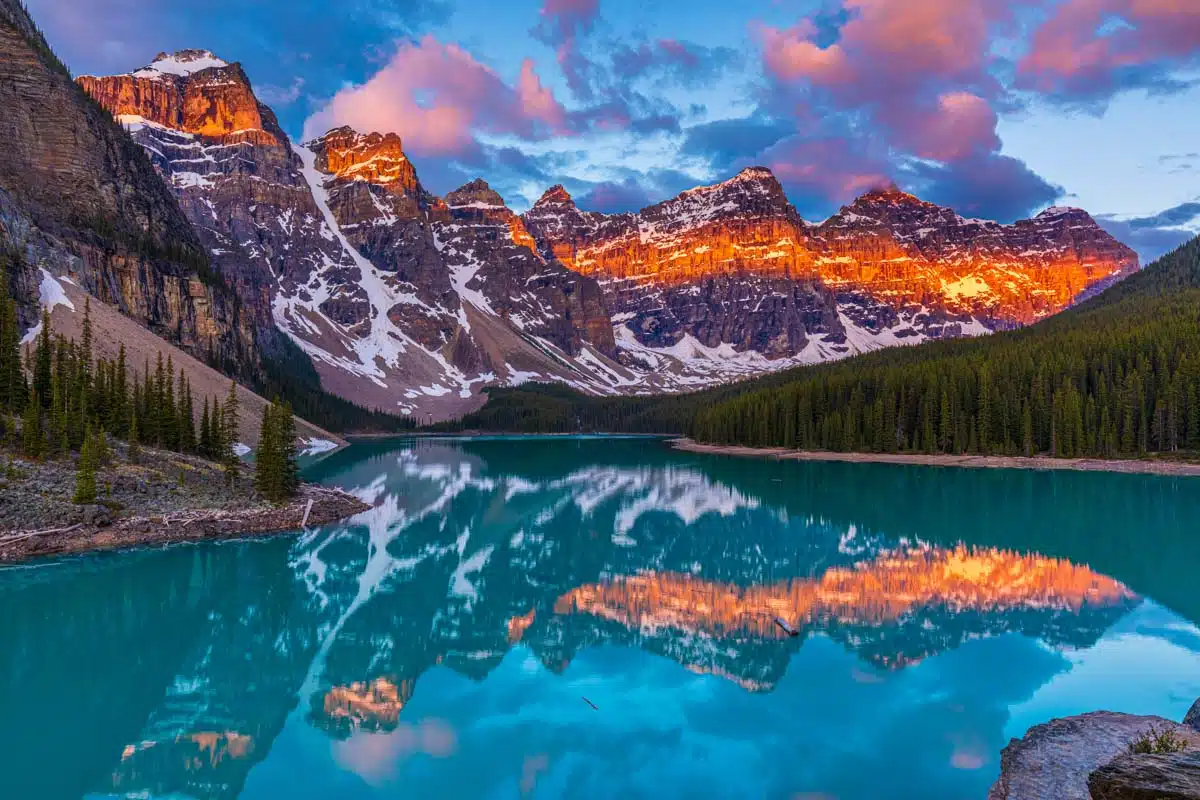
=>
[448,235,1200,461]
[0,276,267,494]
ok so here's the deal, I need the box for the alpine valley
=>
[59,48,1138,420]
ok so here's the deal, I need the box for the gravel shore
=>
[670,438,1200,477]
[0,442,370,564]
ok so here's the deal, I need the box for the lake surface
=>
[2,437,1199,800]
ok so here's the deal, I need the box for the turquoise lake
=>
[2,436,1199,799]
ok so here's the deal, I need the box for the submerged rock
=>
[1088,751,1200,799]
[988,710,1200,800]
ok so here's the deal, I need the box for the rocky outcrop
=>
[989,709,1200,800]
[75,51,337,361]
[0,2,246,363]
[1088,751,1200,799]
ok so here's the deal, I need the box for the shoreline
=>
[670,438,1200,477]
[0,484,370,565]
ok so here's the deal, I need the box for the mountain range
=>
[0,6,1142,423]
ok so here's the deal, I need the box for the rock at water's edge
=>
[1087,751,1200,799]
[1185,699,1200,732]
[988,711,1200,800]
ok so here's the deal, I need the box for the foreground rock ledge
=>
[0,485,370,564]
[989,705,1200,800]
[1088,751,1200,799]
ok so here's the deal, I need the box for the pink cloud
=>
[538,0,600,41]
[330,719,458,788]
[756,0,1020,171]
[1018,0,1200,96]
[760,0,1015,96]
[303,37,567,155]
[886,91,1001,161]
[761,136,893,207]
[517,58,567,129]
[760,24,851,85]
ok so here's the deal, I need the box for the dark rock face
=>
[0,4,246,362]
[1088,751,1200,799]
[989,711,1200,800]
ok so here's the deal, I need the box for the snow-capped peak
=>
[1036,205,1083,219]
[135,50,229,78]
[534,184,576,208]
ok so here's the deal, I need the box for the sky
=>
[26,0,1200,262]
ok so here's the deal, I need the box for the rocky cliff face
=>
[524,173,1139,374]
[989,711,1200,800]
[0,5,245,362]
[75,51,337,363]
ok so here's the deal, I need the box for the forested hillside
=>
[450,235,1200,461]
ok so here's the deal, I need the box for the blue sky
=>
[28,0,1200,261]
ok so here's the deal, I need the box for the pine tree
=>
[277,401,299,498]
[199,397,212,459]
[79,297,93,386]
[50,367,68,457]
[0,264,24,412]
[178,371,196,453]
[22,387,43,459]
[128,408,141,464]
[153,352,167,447]
[255,402,280,498]
[221,380,240,484]
[255,400,301,502]
[115,344,129,436]
[33,309,52,407]
[211,398,224,461]
[73,427,98,505]
[1187,382,1200,452]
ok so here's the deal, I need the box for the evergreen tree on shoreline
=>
[221,379,240,484]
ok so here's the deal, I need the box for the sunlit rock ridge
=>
[79,50,1138,418]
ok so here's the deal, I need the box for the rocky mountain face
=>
[76,45,1139,417]
[524,173,1139,374]
[0,6,247,365]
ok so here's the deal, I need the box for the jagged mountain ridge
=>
[77,49,1139,419]
[522,175,1139,361]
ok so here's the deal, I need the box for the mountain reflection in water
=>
[1,436,1197,800]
